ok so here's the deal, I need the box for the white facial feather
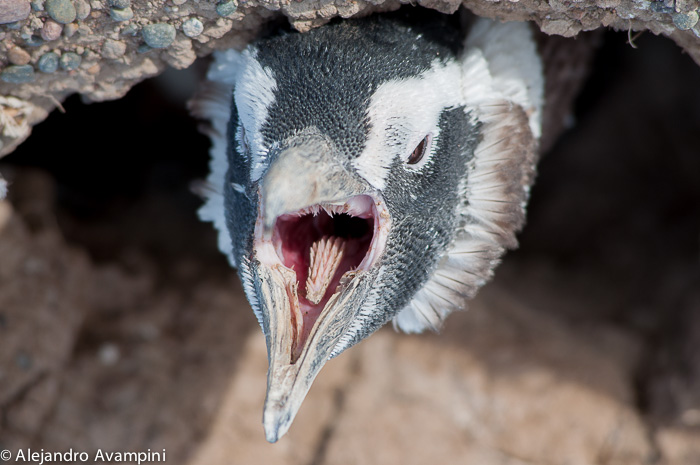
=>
[465,19,544,138]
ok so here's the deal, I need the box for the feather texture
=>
[392,19,542,333]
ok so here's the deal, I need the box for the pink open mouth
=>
[257,194,389,361]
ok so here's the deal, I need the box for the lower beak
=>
[257,263,370,442]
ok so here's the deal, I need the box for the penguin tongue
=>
[305,236,346,304]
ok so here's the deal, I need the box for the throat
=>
[273,207,374,360]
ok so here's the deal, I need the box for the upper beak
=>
[253,138,372,442]
[260,138,367,233]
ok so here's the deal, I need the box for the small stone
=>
[101,38,126,59]
[0,64,35,83]
[86,62,99,74]
[45,0,76,24]
[673,11,699,30]
[0,0,30,24]
[30,0,43,10]
[82,49,98,60]
[8,46,31,65]
[74,0,88,18]
[650,1,674,13]
[120,22,138,35]
[182,17,203,37]
[37,52,59,72]
[109,6,132,21]
[41,19,62,40]
[24,35,43,46]
[107,0,128,7]
[59,51,81,70]
[142,22,175,48]
[675,0,695,13]
[63,21,78,36]
[215,0,236,17]
[172,0,186,4]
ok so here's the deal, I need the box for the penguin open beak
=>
[250,138,391,442]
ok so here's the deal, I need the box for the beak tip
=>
[265,430,280,444]
[263,409,290,444]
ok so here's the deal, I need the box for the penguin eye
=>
[407,135,430,165]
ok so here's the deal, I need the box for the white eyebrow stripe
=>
[233,49,278,183]
[353,59,464,190]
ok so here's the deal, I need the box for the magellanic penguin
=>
[191,8,593,443]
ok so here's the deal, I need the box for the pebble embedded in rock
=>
[63,21,77,36]
[30,0,43,10]
[673,11,699,30]
[121,22,138,35]
[109,6,132,21]
[142,23,176,48]
[0,0,30,24]
[101,38,126,59]
[107,0,128,8]
[41,19,63,40]
[215,0,236,17]
[24,35,43,46]
[8,46,31,65]
[172,0,186,4]
[45,0,76,24]
[182,17,203,37]
[59,51,81,70]
[38,52,59,72]
[74,0,88,19]
[0,64,35,83]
